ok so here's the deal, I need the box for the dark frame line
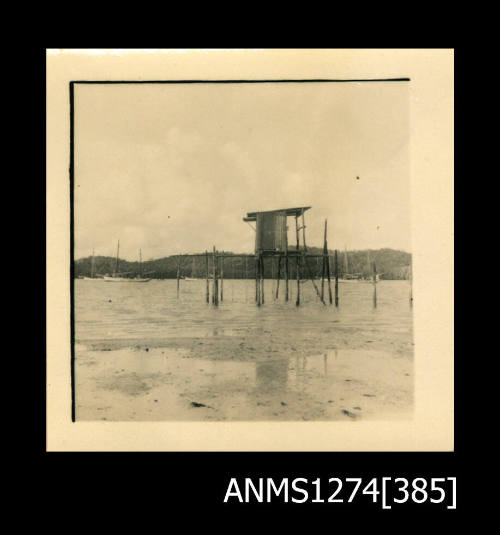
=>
[70,82,75,422]
[71,78,410,84]
[69,76,411,422]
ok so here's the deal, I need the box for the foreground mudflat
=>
[75,279,413,421]
[76,346,412,421]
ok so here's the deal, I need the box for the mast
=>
[344,246,349,275]
[139,249,142,278]
[114,240,120,276]
[90,248,95,278]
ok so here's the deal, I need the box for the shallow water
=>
[75,279,413,421]
[75,279,412,343]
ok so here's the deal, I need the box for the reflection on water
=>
[77,346,413,421]
[255,360,289,392]
[75,279,412,344]
[75,278,413,421]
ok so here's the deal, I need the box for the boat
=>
[103,242,151,282]
[358,251,382,282]
[338,247,362,282]
[103,276,150,283]
[81,249,105,280]
[182,257,200,281]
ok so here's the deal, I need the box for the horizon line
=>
[74,246,412,262]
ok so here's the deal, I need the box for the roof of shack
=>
[243,206,311,222]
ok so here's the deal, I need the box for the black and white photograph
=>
[71,78,413,422]
[46,49,453,451]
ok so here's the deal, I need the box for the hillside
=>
[75,248,411,280]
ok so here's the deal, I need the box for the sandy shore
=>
[75,323,413,421]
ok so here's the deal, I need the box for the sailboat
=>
[82,249,103,280]
[183,256,199,281]
[103,242,151,282]
[360,251,381,282]
[339,247,361,282]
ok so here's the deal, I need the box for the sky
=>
[74,82,410,261]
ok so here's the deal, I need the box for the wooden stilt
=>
[245,254,248,303]
[285,250,289,301]
[326,253,333,305]
[220,251,224,302]
[176,256,180,298]
[321,223,326,301]
[324,220,333,305]
[212,246,218,306]
[231,256,235,302]
[299,210,325,305]
[275,254,282,299]
[303,255,326,305]
[271,254,275,297]
[260,255,265,304]
[334,249,339,307]
[255,254,260,305]
[205,250,209,303]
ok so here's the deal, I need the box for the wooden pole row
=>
[178,246,341,308]
[176,247,393,312]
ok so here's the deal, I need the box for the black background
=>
[38,47,464,522]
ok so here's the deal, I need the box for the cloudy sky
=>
[74,81,410,261]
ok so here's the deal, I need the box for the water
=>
[75,279,412,345]
[75,279,414,420]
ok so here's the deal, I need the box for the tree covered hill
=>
[75,248,411,280]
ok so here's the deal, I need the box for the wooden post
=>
[301,210,307,252]
[245,254,248,303]
[220,251,224,302]
[334,250,339,307]
[215,247,220,306]
[260,255,265,304]
[372,261,377,308]
[321,222,326,300]
[176,256,180,298]
[114,239,120,276]
[255,254,260,305]
[212,247,216,305]
[232,256,235,302]
[275,254,282,299]
[91,248,95,278]
[295,214,300,306]
[205,250,209,303]
[298,210,325,306]
[324,220,333,305]
[326,253,333,305]
[285,250,289,301]
[271,254,275,297]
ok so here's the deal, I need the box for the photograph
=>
[72,78,414,422]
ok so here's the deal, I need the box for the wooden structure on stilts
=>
[170,205,350,308]
[243,206,331,307]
